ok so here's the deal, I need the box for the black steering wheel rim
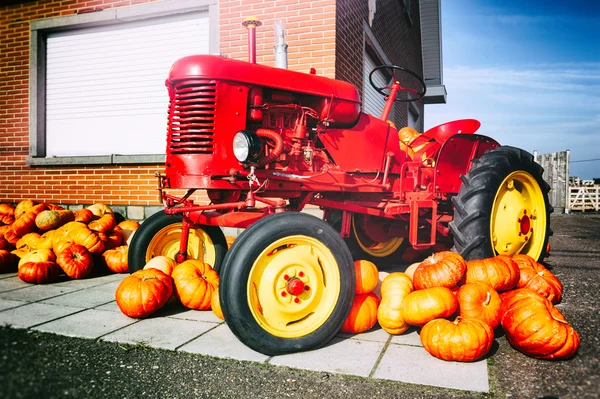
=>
[368,65,427,103]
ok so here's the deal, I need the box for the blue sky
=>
[424,0,600,179]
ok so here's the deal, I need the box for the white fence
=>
[568,186,600,212]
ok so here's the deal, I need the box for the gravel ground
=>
[1,214,598,399]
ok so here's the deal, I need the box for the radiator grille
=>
[167,80,216,154]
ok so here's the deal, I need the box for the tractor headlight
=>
[233,130,261,163]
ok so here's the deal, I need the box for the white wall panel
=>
[45,12,209,156]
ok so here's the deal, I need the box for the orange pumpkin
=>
[14,200,35,220]
[420,317,494,362]
[340,293,380,333]
[225,235,236,249]
[456,282,502,329]
[102,245,129,273]
[98,230,123,250]
[73,209,95,224]
[116,220,140,245]
[465,255,520,292]
[401,286,458,326]
[500,288,579,360]
[0,234,11,251]
[68,227,105,255]
[0,249,17,273]
[88,213,116,233]
[211,289,225,320]
[18,249,56,267]
[3,228,19,246]
[115,268,173,318]
[172,259,219,311]
[0,204,15,225]
[12,203,48,237]
[412,251,467,290]
[57,244,94,279]
[37,230,55,250]
[377,272,413,334]
[18,261,60,284]
[143,256,177,276]
[15,232,41,252]
[512,254,562,304]
[354,259,379,294]
[86,203,113,218]
[52,221,87,254]
[404,262,420,281]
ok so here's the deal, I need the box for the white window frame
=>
[28,0,218,167]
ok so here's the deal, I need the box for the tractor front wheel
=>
[450,146,552,262]
[219,212,355,356]
[127,210,227,273]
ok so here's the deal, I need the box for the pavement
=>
[1,213,599,398]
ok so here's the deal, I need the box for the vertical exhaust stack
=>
[242,16,262,64]
[274,19,288,69]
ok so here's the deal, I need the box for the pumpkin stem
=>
[141,276,157,282]
[483,291,491,306]
[453,316,462,325]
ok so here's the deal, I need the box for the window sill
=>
[27,154,166,167]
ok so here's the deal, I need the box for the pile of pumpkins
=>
[0,200,140,283]
[342,252,580,362]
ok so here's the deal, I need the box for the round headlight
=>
[233,130,261,163]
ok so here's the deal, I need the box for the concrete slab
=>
[0,302,84,329]
[0,298,27,312]
[101,317,215,350]
[373,343,489,392]
[0,273,18,279]
[0,284,81,302]
[0,277,29,293]
[389,327,423,347]
[52,273,125,289]
[270,337,384,377]
[157,305,224,324]
[337,324,390,343]
[178,324,269,363]
[94,301,121,313]
[40,280,121,308]
[32,309,137,339]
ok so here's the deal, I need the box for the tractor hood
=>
[168,54,360,106]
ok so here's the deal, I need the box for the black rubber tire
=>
[127,210,227,273]
[219,212,355,356]
[327,212,408,269]
[449,146,553,262]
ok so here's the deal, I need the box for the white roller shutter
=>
[45,12,209,157]
[363,52,391,120]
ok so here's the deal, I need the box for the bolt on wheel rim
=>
[491,171,546,259]
[146,224,216,265]
[247,235,341,338]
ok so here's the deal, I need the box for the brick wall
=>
[219,0,336,78]
[0,0,337,212]
[335,0,424,127]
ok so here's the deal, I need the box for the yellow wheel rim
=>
[247,235,341,338]
[491,171,547,259]
[146,223,216,266]
[352,215,404,257]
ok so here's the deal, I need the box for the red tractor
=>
[128,23,551,356]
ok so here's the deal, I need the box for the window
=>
[28,1,218,166]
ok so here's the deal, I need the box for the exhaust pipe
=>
[242,16,261,64]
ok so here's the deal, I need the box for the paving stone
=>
[157,306,224,324]
[32,309,137,339]
[389,327,423,347]
[0,302,84,329]
[373,343,489,392]
[179,324,269,363]
[0,298,27,312]
[337,324,390,343]
[0,284,81,302]
[40,281,122,308]
[52,274,125,289]
[270,337,384,377]
[0,277,29,293]
[144,206,163,219]
[67,204,83,211]
[101,317,215,350]
[127,206,145,220]
[94,301,121,313]
[0,273,18,280]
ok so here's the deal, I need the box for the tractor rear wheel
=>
[450,146,552,262]
[219,212,355,356]
[329,212,408,269]
[127,210,227,273]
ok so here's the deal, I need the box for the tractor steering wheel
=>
[369,65,426,102]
